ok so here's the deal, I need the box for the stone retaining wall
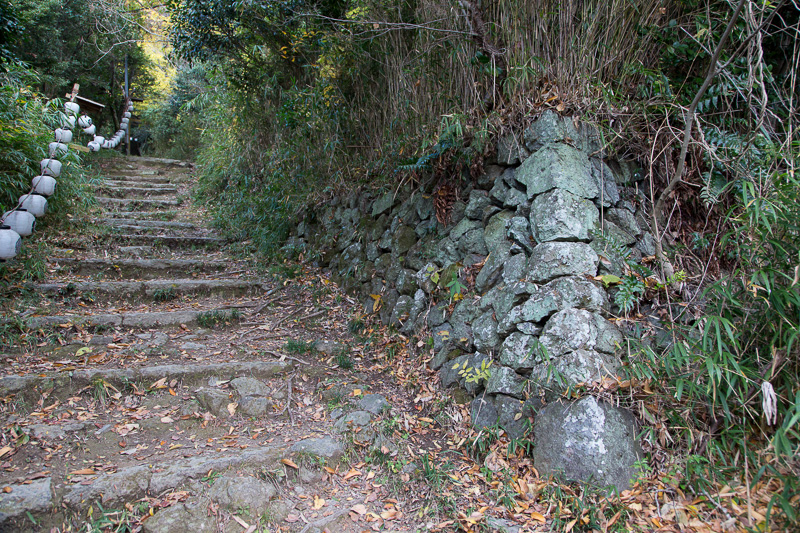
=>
[287,111,650,491]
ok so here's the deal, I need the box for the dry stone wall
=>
[287,111,651,491]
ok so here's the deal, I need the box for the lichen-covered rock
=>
[472,310,500,354]
[504,187,528,210]
[490,173,510,204]
[396,268,418,295]
[405,289,427,334]
[529,349,620,395]
[485,366,526,398]
[238,396,270,417]
[475,241,512,292]
[591,158,620,207]
[531,189,599,243]
[494,394,530,439]
[208,475,276,515]
[522,110,580,153]
[440,353,468,388]
[458,226,488,256]
[507,216,534,253]
[358,393,391,414]
[230,377,269,398]
[144,500,216,533]
[502,254,527,283]
[493,282,539,335]
[601,220,637,246]
[539,309,621,357]
[533,397,642,492]
[605,207,641,238]
[432,237,460,265]
[415,263,439,294]
[431,347,462,371]
[466,190,491,220]
[379,289,398,325]
[498,332,542,371]
[505,276,606,331]
[484,210,514,251]
[195,388,231,418]
[392,225,417,255]
[0,478,52,523]
[516,144,599,200]
[414,194,435,220]
[390,295,414,326]
[527,242,599,282]
[433,322,453,352]
[470,395,498,430]
[539,309,597,356]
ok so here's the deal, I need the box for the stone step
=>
[25,308,235,330]
[29,278,265,302]
[94,185,178,197]
[103,179,175,188]
[100,174,173,184]
[108,224,188,234]
[0,435,343,530]
[102,210,180,219]
[96,197,179,208]
[109,234,227,247]
[50,258,229,278]
[0,360,294,401]
[94,218,196,229]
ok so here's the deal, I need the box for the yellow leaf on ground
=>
[313,495,325,510]
[281,458,299,469]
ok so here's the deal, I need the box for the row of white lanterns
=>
[0,99,134,261]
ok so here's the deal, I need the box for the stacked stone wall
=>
[287,111,652,491]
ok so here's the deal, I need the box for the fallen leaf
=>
[281,458,299,469]
[530,511,546,523]
[285,514,300,523]
[68,468,95,476]
[351,504,367,515]
[227,403,238,416]
[313,496,326,510]
[342,469,361,481]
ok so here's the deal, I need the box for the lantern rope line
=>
[0,93,134,262]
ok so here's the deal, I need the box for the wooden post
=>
[65,83,80,102]
[125,56,131,157]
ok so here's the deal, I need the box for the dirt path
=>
[0,156,480,533]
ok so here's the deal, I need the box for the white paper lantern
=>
[93,135,105,144]
[120,123,129,131]
[61,115,76,130]
[87,141,100,152]
[32,175,57,196]
[54,128,73,143]
[64,102,80,115]
[48,142,69,158]
[2,209,35,236]
[121,117,129,124]
[77,115,92,128]
[83,124,96,135]
[123,112,131,119]
[40,158,62,177]
[19,194,47,217]
[0,226,21,261]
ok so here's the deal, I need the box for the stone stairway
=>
[0,156,399,532]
